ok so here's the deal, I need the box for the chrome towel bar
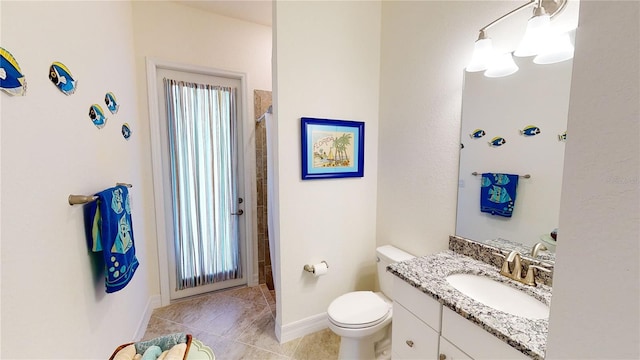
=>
[472,172,531,179]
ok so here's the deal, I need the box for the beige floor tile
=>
[222,342,291,360]
[292,328,340,360]
[224,285,270,305]
[142,316,192,341]
[237,309,301,357]
[145,285,343,360]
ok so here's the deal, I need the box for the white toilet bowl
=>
[327,245,415,360]
[327,291,392,360]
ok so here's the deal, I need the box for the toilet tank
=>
[376,245,415,299]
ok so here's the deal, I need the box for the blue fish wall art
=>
[89,104,107,129]
[121,123,131,140]
[469,128,486,139]
[49,61,77,95]
[0,47,27,96]
[105,92,119,114]
[488,136,506,147]
[520,125,541,136]
[558,131,567,142]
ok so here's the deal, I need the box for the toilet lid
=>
[328,291,391,328]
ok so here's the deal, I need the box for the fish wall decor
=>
[0,47,27,96]
[488,136,506,147]
[89,104,107,129]
[558,131,567,142]
[105,92,119,114]
[520,125,541,136]
[121,123,131,140]
[49,61,77,95]
[469,129,486,139]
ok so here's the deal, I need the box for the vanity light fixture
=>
[466,0,572,77]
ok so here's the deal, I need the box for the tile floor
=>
[143,284,340,359]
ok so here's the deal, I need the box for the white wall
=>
[546,1,640,358]
[377,1,496,257]
[273,0,381,341]
[1,2,154,358]
[130,1,272,297]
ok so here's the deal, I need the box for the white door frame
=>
[146,57,255,306]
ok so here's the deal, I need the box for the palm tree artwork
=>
[312,132,354,168]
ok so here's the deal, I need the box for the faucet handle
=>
[492,252,506,259]
[522,264,552,286]
[529,264,552,273]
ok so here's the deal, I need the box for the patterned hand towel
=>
[480,173,519,218]
[85,185,139,293]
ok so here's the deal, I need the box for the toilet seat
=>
[327,291,391,329]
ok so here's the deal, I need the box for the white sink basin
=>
[446,273,550,320]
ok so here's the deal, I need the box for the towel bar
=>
[472,172,531,179]
[68,183,133,205]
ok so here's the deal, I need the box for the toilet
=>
[327,245,415,360]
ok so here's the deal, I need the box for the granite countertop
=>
[388,251,552,359]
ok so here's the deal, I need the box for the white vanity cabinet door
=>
[392,302,440,360]
[441,307,529,360]
[393,278,441,330]
[439,336,473,360]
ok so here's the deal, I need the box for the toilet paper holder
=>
[304,261,329,274]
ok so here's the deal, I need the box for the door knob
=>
[232,209,244,216]
[406,340,414,348]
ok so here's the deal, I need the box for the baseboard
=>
[277,312,329,344]
[133,294,162,341]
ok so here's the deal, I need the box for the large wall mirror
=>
[456,56,572,252]
[455,0,580,257]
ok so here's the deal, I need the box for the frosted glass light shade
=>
[484,52,519,78]
[514,13,551,57]
[534,32,574,64]
[466,38,494,72]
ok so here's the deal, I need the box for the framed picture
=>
[301,117,365,180]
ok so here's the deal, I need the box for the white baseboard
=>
[133,294,162,341]
[276,312,329,344]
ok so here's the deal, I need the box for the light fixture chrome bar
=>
[478,0,567,34]
[479,0,537,33]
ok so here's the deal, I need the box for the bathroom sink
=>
[446,273,549,320]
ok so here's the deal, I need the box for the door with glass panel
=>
[156,68,246,300]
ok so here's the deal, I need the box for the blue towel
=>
[480,173,519,217]
[85,185,139,293]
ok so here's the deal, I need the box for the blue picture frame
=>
[301,117,365,180]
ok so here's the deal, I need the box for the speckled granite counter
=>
[388,251,552,359]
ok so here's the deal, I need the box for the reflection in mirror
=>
[456,35,575,257]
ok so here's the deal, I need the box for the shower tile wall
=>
[254,90,273,290]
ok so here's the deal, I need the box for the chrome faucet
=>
[531,242,548,258]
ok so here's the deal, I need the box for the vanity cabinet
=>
[439,337,472,360]
[392,278,530,360]
[441,307,528,360]
[392,278,441,359]
[392,302,440,359]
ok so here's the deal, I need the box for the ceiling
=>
[172,0,273,27]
